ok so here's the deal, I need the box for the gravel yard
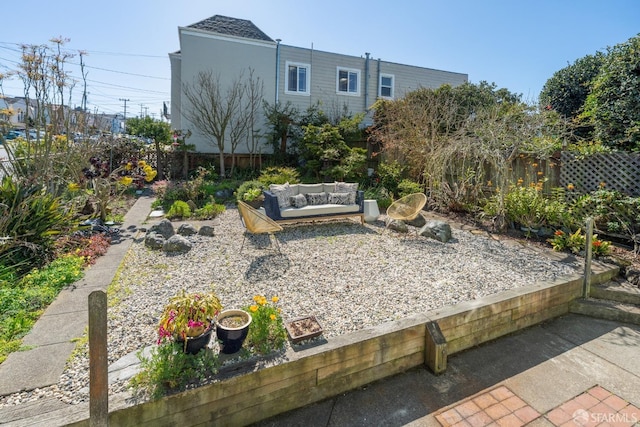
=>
[1,206,581,406]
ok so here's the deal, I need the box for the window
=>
[285,62,310,95]
[337,67,360,95]
[379,74,394,98]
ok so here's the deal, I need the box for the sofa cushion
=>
[280,203,360,218]
[305,192,328,205]
[335,182,358,194]
[323,183,336,193]
[328,192,355,205]
[289,193,308,208]
[298,184,324,195]
[270,182,294,209]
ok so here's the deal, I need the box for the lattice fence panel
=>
[560,152,640,197]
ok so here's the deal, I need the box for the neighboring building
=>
[0,96,33,129]
[170,15,468,154]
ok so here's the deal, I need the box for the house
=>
[170,15,468,155]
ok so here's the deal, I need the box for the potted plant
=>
[236,180,266,209]
[215,309,252,354]
[157,289,223,354]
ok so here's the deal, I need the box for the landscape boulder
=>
[406,213,426,228]
[198,225,215,236]
[144,232,165,250]
[385,218,408,233]
[419,220,452,243]
[177,223,198,236]
[163,235,193,253]
[148,219,174,239]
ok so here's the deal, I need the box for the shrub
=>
[377,161,405,197]
[503,185,546,228]
[364,186,392,210]
[130,342,219,399]
[194,203,226,219]
[547,229,611,257]
[166,201,191,219]
[397,179,424,198]
[235,180,266,202]
[257,166,300,186]
[0,177,73,278]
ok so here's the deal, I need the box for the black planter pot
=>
[215,309,252,354]
[176,326,213,354]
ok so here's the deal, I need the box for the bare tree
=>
[182,71,245,178]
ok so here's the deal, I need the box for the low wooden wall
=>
[69,266,618,426]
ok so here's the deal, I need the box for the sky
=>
[1,0,638,122]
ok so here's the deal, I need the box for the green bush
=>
[503,186,546,228]
[166,201,191,219]
[397,179,424,198]
[257,166,300,186]
[377,161,405,197]
[131,342,219,400]
[235,180,266,202]
[194,203,226,220]
[0,176,73,278]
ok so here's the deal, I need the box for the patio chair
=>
[386,193,428,229]
[237,201,283,254]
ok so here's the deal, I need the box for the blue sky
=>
[1,0,638,120]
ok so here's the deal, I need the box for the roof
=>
[187,15,273,42]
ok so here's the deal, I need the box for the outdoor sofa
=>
[263,182,364,224]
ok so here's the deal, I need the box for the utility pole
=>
[140,103,145,118]
[119,98,129,133]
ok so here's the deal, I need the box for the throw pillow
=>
[289,194,308,208]
[269,182,293,209]
[305,192,328,206]
[328,192,353,205]
[334,182,358,194]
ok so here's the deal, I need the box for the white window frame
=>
[285,61,310,96]
[336,67,360,96]
[379,73,395,99]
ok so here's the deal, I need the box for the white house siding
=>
[175,28,276,153]
[171,18,467,155]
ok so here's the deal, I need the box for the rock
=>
[406,212,426,228]
[177,223,198,236]
[385,218,408,233]
[625,267,640,287]
[144,232,165,249]
[198,225,215,236]
[163,235,193,253]
[148,219,174,239]
[419,220,452,243]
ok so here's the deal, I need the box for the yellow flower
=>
[119,176,133,186]
[532,163,538,168]
[599,182,606,188]
[567,183,575,191]
[537,171,543,176]
[138,160,147,168]
[67,182,80,192]
[144,170,157,182]
[270,314,276,321]
[249,305,258,312]
[517,178,524,186]
[271,296,279,303]
[125,162,133,171]
[253,295,262,302]
[486,180,492,187]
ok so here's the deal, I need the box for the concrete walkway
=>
[0,192,156,397]
[254,314,640,426]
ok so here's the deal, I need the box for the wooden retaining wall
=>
[68,266,618,427]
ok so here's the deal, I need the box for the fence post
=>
[89,290,108,426]
[583,218,594,298]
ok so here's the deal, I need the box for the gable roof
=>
[187,15,273,42]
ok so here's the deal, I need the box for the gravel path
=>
[0,206,580,406]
